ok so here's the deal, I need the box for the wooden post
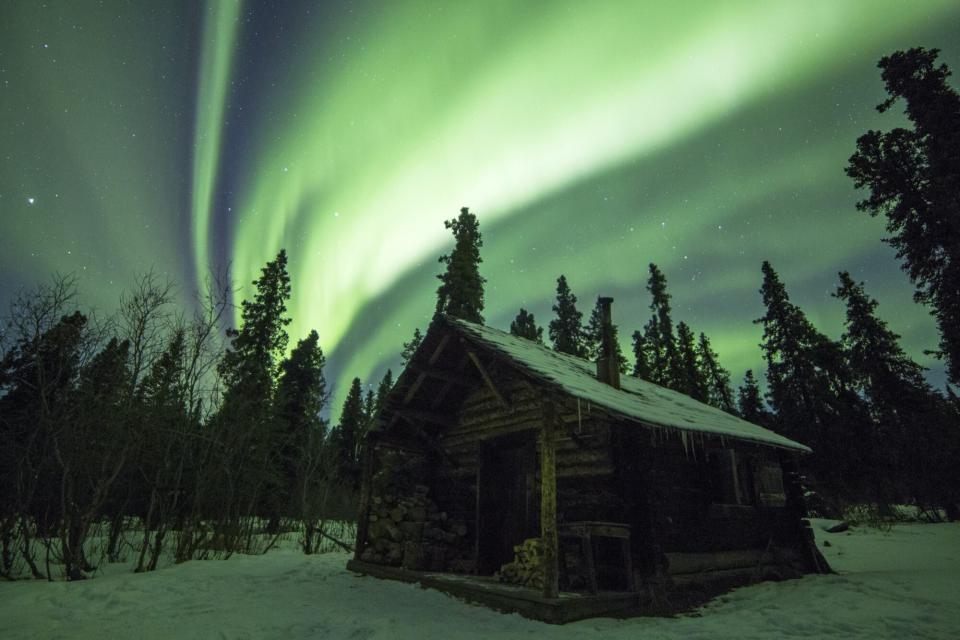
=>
[540,395,559,599]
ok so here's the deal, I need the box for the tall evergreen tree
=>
[275,331,328,497]
[697,333,736,413]
[584,297,628,372]
[674,322,708,402]
[219,250,292,408]
[846,48,960,385]
[435,207,485,323]
[510,308,544,343]
[273,330,329,548]
[374,369,394,417]
[833,271,958,514]
[0,310,87,548]
[215,250,292,533]
[401,328,423,367]
[755,261,870,498]
[641,321,661,380]
[645,264,679,388]
[631,330,652,380]
[737,370,769,426]
[64,336,133,574]
[363,387,376,429]
[133,329,192,571]
[548,275,587,357]
[275,331,327,441]
[329,377,365,488]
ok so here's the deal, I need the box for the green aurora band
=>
[228,1,959,408]
[192,0,242,289]
[1,0,959,413]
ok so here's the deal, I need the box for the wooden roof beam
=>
[467,350,511,411]
[400,332,453,407]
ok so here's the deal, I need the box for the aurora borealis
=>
[2,1,959,412]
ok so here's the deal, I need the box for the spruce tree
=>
[219,250,291,408]
[641,321,661,381]
[846,48,960,385]
[510,308,544,343]
[737,370,768,426]
[215,250,292,534]
[697,333,736,413]
[275,331,327,440]
[374,369,394,416]
[0,310,87,555]
[674,322,708,402]
[646,264,679,388]
[275,331,327,499]
[548,275,587,357]
[833,271,956,513]
[435,207,485,323]
[631,329,652,380]
[65,336,132,574]
[755,261,870,498]
[363,387,376,430]
[133,329,192,571]
[329,377,365,488]
[273,330,328,548]
[584,297,628,372]
[401,328,423,367]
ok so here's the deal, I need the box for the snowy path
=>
[2,520,958,639]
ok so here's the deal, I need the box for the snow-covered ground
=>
[2,519,958,639]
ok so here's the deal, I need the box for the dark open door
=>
[477,437,536,575]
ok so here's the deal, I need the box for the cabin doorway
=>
[477,436,537,575]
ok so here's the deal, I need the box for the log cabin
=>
[347,300,828,622]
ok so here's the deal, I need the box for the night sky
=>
[2,1,958,413]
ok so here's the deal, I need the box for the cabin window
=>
[755,462,787,507]
[708,449,754,507]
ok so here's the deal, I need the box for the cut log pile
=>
[495,537,545,589]
[360,483,472,572]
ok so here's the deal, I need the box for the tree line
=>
[0,253,382,580]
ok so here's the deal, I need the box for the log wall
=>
[615,424,807,562]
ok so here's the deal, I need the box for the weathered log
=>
[319,530,354,553]
[664,548,799,575]
[442,420,541,450]
[556,463,616,478]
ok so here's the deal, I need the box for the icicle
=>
[680,431,689,458]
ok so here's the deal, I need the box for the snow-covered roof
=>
[447,316,810,454]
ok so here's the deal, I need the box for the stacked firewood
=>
[495,538,545,589]
[361,484,472,571]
